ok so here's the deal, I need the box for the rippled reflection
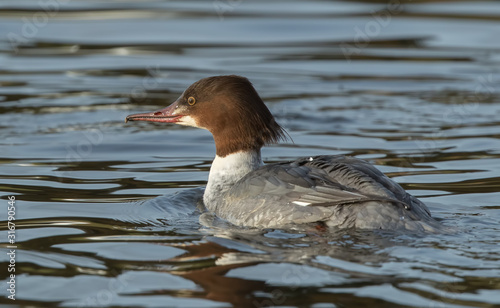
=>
[1,0,500,307]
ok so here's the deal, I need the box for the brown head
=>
[126,75,288,157]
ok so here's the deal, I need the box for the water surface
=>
[1,0,500,307]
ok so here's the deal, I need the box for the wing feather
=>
[229,155,419,209]
[221,155,432,227]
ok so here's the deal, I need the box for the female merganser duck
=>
[126,75,440,232]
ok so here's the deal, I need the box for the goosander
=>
[126,75,440,231]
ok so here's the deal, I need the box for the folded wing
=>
[223,155,432,228]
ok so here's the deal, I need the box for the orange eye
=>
[187,97,196,106]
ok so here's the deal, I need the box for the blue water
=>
[1,1,500,307]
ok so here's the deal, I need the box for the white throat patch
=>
[176,115,199,128]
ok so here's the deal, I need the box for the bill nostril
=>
[154,112,162,116]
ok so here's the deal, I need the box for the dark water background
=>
[1,0,500,307]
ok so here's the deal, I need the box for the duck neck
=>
[203,149,263,211]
